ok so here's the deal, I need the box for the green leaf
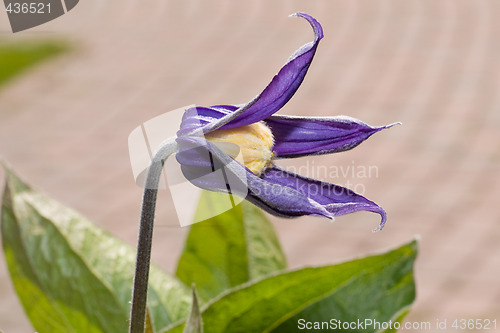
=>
[146,308,156,333]
[164,240,417,333]
[0,41,68,87]
[175,191,287,302]
[183,285,203,333]
[1,165,191,333]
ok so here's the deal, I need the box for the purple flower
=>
[176,13,396,231]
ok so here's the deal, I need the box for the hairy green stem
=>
[129,138,177,333]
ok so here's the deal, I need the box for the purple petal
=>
[184,13,324,135]
[176,137,386,227]
[222,13,323,129]
[266,115,399,158]
[261,166,387,230]
[245,171,332,219]
[175,136,249,197]
[177,106,231,136]
[175,136,332,219]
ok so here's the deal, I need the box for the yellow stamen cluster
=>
[205,121,274,175]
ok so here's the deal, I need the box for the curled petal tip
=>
[376,122,402,131]
[289,12,324,41]
[372,213,387,232]
[387,121,403,128]
[289,12,311,18]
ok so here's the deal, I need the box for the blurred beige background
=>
[1,0,499,331]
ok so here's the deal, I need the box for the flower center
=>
[205,121,274,175]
